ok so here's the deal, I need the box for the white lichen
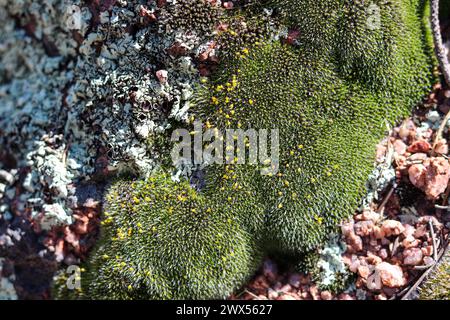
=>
[316,234,348,287]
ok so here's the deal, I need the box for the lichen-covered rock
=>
[57,0,435,299]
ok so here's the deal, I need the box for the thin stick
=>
[400,242,448,300]
[431,0,450,87]
[243,289,262,300]
[377,186,395,214]
[429,220,438,262]
[413,263,435,270]
[390,236,400,258]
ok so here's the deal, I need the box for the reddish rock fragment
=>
[156,70,168,83]
[434,139,448,155]
[408,164,427,189]
[375,262,407,288]
[403,248,423,266]
[354,221,374,237]
[381,220,405,237]
[320,291,333,300]
[393,139,407,155]
[407,140,431,153]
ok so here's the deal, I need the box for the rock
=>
[409,152,428,161]
[320,291,333,300]
[166,41,188,57]
[354,220,374,237]
[349,257,361,273]
[393,139,407,155]
[407,140,431,153]
[403,248,423,266]
[300,291,311,300]
[414,224,428,238]
[423,157,450,199]
[408,163,427,189]
[341,221,355,237]
[358,265,371,279]
[409,158,450,199]
[381,220,405,237]
[250,275,270,291]
[375,293,388,300]
[367,252,382,265]
[347,233,363,251]
[277,294,297,300]
[434,139,448,155]
[338,293,355,300]
[366,272,382,290]
[198,51,210,62]
[402,224,416,237]
[378,248,388,260]
[262,260,277,282]
[375,262,407,288]
[267,288,278,300]
[402,235,419,249]
[372,226,385,239]
[361,209,381,223]
[223,1,234,9]
[300,274,311,285]
[422,256,434,266]
[279,284,292,293]
[155,70,168,83]
[286,30,300,45]
[421,246,433,257]
[288,273,301,288]
[309,284,321,300]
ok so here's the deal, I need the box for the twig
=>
[413,262,436,270]
[243,289,262,300]
[431,0,450,87]
[429,220,438,262]
[390,236,400,258]
[377,186,395,214]
[400,241,448,300]
[62,142,70,168]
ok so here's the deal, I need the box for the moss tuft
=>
[56,0,436,299]
[419,250,450,300]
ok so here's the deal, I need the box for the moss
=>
[419,250,450,300]
[160,0,223,33]
[57,0,436,299]
[55,173,265,299]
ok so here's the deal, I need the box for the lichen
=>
[0,259,17,300]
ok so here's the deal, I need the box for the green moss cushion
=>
[55,0,435,299]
